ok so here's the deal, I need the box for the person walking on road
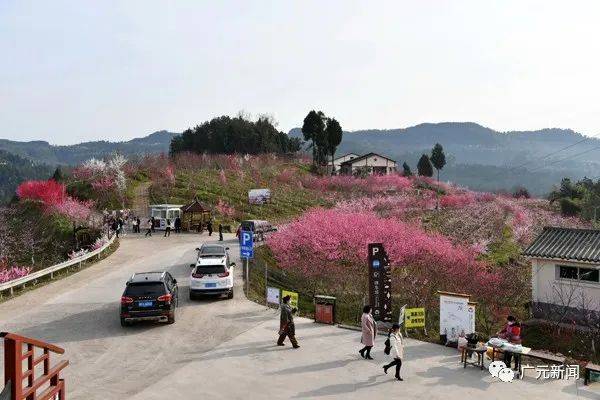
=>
[111,219,120,238]
[383,324,404,381]
[174,216,181,233]
[136,217,141,233]
[150,216,156,232]
[145,218,152,237]
[132,217,138,233]
[207,221,213,236]
[164,219,172,237]
[359,305,377,360]
[218,223,223,241]
[277,295,299,348]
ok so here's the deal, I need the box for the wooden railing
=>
[1,332,69,400]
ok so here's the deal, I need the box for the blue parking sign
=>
[240,230,254,259]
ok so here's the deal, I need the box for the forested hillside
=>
[0,150,52,203]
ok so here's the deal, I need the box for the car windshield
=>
[200,245,225,255]
[125,282,166,297]
[195,265,226,274]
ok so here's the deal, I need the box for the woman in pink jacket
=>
[359,305,377,359]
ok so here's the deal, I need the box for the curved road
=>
[0,233,271,399]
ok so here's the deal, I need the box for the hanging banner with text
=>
[368,243,392,322]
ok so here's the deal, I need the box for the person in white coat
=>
[383,323,404,381]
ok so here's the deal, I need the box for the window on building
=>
[579,267,599,283]
[559,266,578,280]
[557,265,599,283]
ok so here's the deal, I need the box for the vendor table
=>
[461,346,487,370]
[489,346,565,378]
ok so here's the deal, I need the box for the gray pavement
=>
[0,233,598,399]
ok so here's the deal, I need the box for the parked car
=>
[238,220,276,241]
[196,243,230,260]
[189,249,235,300]
[120,271,179,326]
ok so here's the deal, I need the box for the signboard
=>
[281,290,299,309]
[368,243,392,322]
[398,304,406,325]
[267,287,280,305]
[240,230,254,259]
[405,307,426,329]
[439,293,474,340]
[249,189,271,205]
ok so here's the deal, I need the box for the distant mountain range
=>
[0,130,177,166]
[291,122,600,194]
[2,122,599,197]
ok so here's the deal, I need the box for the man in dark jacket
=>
[277,295,299,348]
[174,217,181,233]
[218,223,223,241]
[207,221,213,236]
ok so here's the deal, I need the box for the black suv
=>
[120,272,179,327]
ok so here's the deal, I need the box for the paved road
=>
[0,233,271,400]
[130,318,597,400]
[1,233,598,399]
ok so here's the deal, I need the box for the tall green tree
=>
[417,154,433,177]
[402,162,412,177]
[51,167,63,182]
[169,115,300,155]
[430,143,446,182]
[301,110,326,165]
[325,118,343,174]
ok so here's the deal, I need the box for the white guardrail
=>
[0,234,116,296]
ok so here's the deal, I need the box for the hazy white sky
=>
[1,1,600,145]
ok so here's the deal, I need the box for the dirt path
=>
[131,181,151,217]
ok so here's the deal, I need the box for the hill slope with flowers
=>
[2,153,587,315]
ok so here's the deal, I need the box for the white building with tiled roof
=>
[523,226,600,320]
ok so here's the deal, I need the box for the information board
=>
[368,243,392,322]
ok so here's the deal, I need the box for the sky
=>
[1,1,600,145]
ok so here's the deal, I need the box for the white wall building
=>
[331,153,359,174]
[523,227,600,321]
[339,152,397,176]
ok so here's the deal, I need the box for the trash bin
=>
[314,295,336,324]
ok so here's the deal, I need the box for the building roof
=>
[181,198,210,213]
[523,227,600,263]
[333,153,359,162]
[340,152,397,165]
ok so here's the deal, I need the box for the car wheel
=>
[120,318,129,327]
[189,292,196,301]
[228,289,234,299]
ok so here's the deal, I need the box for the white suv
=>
[189,247,235,300]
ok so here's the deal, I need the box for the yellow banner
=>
[281,290,299,310]
[405,307,426,328]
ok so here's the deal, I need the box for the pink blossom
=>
[0,260,31,284]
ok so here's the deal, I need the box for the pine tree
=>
[325,118,343,174]
[430,143,446,182]
[302,110,326,165]
[417,154,433,177]
[402,162,412,177]
[51,167,63,182]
